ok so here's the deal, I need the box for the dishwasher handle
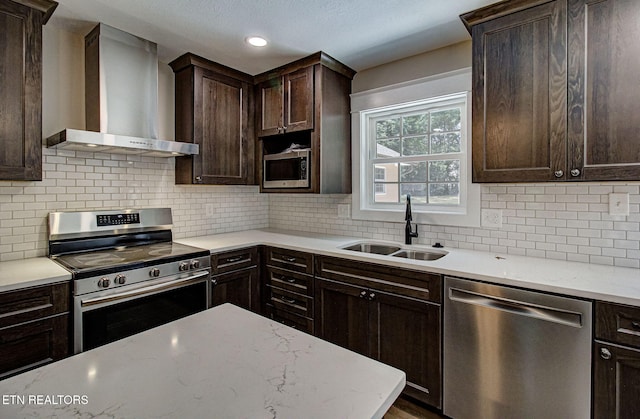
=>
[449,287,584,328]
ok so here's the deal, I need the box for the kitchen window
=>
[351,69,480,227]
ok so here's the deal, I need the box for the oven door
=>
[74,270,210,353]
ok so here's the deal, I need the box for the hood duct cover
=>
[47,23,198,157]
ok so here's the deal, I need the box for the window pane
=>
[376,118,400,138]
[429,183,460,205]
[374,183,399,203]
[400,184,427,203]
[400,162,427,182]
[430,108,461,132]
[402,136,429,156]
[375,163,398,182]
[428,160,460,182]
[376,139,400,158]
[431,133,461,154]
[402,114,428,136]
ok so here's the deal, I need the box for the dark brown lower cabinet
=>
[211,247,260,313]
[211,267,259,312]
[0,315,69,379]
[593,342,640,419]
[316,276,441,408]
[593,301,640,418]
[0,282,70,378]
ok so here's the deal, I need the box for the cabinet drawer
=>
[596,301,640,349]
[265,304,313,334]
[266,266,313,296]
[0,282,70,329]
[211,247,258,274]
[265,247,313,274]
[315,256,441,303]
[268,286,313,317]
[0,314,69,379]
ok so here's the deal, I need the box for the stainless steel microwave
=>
[263,149,310,188]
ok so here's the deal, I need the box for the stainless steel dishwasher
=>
[443,276,592,419]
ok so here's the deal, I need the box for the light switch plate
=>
[337,204,350,219]
[609,193,629,216]
[481,209,502,228]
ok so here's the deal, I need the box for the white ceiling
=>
[48,0,497,75]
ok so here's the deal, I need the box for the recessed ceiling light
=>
[246,36,267,47]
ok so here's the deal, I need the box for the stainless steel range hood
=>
[47,23,198,157]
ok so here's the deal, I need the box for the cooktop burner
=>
[53,242,209,278]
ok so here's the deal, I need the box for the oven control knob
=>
[179,262,189,271]
[114,274,126,285]
[98,277,111,288]
[149,268,160,277]
[190,260,200,269]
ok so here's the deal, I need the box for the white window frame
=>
[350,68,481,227]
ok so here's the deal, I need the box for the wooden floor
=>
[384,396,446,419]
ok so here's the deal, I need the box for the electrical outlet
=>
[609,193,629,216]
[205,203,214,217]
[337,204,350,219]
[481,209,502,228]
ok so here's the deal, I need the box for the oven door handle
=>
[80,271,210,309]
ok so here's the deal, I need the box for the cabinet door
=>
[0,1,46,180]
[211,267,258,312]
[370,290,441,408]
[470,0,567,182]
[315,278,369,356]
[567,0,640,180]
[283,66,314,133]
[257,77,283,137]
[593,342,640,419]
[195,69,251,184]
[0,314,69,379]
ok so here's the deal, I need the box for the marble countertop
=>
[0,304,405,419]
[0,257,71,292]
[177,228,640,306]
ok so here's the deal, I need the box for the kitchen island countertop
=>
[0,303,405,418]
[177,228,640,307]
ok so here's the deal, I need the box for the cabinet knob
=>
[195,176,203,183]
[368,292,376,301]
[554,170,564,178]
[359,290,367,298]
[570,168,581,177]
[600,347,612,360]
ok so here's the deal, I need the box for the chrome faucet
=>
[405,194,418,245]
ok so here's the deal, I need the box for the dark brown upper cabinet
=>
[257,66,314,137]
[170,53,255,185]
[462,0,640,182]
[255,52,356,194]
[0,0,57,181]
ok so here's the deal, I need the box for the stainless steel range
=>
[48,208,211,353]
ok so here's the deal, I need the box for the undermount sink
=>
[342,243,401,255]
[390,250,447,261]
[341,242,447,261]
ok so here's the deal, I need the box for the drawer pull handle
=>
[282,256,296,263]
[285,277,297,284]
[632,321,640,330]
[225,256,243,263]
[280,296,296,305]
[600,347,612,360]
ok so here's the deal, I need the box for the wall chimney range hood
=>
[47,23,198,157]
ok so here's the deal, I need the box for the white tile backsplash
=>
[1,149,639,269]
[269,183,640,269]
[0,148,268,261]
